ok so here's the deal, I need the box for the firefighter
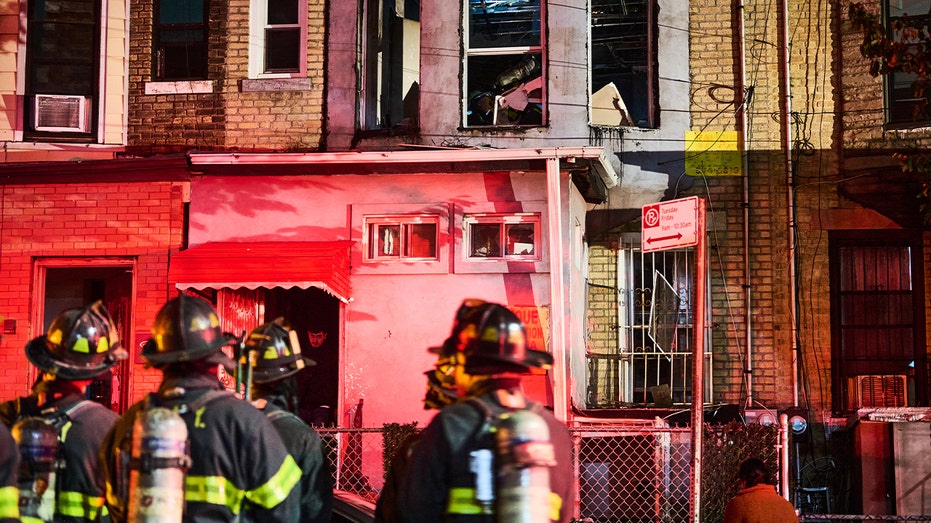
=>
[242,317,333,523]
[0,301,128,523]
[99,295,301,523]
[0,422,19,523]
[395,300,575,523]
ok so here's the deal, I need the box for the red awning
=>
[168,241,353,302]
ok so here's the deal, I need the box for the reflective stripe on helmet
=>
[183,455,300,513]
[0,486,19,519]
[244,454,301,509]
[445,486,562,520]
[58,490,106,520]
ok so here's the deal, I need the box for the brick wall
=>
[127,0,326,153]
[0,181,185,403]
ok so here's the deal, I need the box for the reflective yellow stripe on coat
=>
[185,455,301,513]
[445,487,562,520]
[0,486,19,519]
[58,490,106,520]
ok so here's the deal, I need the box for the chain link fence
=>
[316,419,787,522]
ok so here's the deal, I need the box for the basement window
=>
[464,0,545,127]
[464,214,541,260]
[364,215,439,261]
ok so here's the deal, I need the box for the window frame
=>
[462,213,542,261]
[23,0,100,140]
[351,203,449,275]
[463,0,546,128]
[589,0,656,129]
[828,231,928,413]
[363,214,440,262]
[882,0,931,127]
[153,0,210,81]
[249,0,308,78]
[358,0,420,130]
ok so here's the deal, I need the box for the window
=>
[885,0,931,125]
[829,232,927,411]
[590,0,654,128]
[464,214,540,260]
[364,215,439,261]
[360,0,420,130]
[465,0,544,127]
[586,235,706,408]
[155,0,208,80]
[250,0,307,76]
[24,0,99,138]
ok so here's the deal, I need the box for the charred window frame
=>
[590,0,655,128]
[360,0,420,130]
[154,0,209,80]
[464,0,545,127]
[883,0,931,126]
[24,0,100,140]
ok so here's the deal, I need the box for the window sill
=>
[144,81,214,95]
[240,78,313,92]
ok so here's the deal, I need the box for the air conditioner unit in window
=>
[856,374,907,408]
[34,94,89,132]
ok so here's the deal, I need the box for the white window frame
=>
[463,0,546,127]
[249,0,308,78]
[463,213,541,261]
[363,215,441,262]
[351,203,450,275]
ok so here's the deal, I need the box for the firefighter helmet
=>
[432,300,553,375]
[141,295,236,365]
[25,300,128,380]
[244,317,316,384]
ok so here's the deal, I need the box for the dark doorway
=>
[263,287,340,426]
[42,265,133,413]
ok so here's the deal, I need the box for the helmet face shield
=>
[25,300,127,380]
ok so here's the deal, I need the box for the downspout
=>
[777,0,799,406]
[547,156,569,422]
[737,0,754,408]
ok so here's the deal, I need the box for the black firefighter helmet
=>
[244,317,316,384]
[25,300,127,380]
[141,295,236,368]
[430,299,553,375]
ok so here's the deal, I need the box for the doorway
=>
[34,260,134,413]
[263,287,340,426]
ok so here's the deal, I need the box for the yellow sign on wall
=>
[685,130,742,177]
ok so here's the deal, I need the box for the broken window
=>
[465,0,544,127]
[464,214,541,259]
[365,215,438,260]
[590,0,654,128]
[154,0,209,79]
[360,0,420,130]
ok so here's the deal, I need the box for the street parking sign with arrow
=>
[641,196,701,252]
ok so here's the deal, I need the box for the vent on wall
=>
[34,95,88,132]
[856,374,907,408]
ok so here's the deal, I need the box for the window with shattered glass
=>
[465,0,544,127]
[590,0,654,128]
[360,0,420,130]
[464,214,541,259]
